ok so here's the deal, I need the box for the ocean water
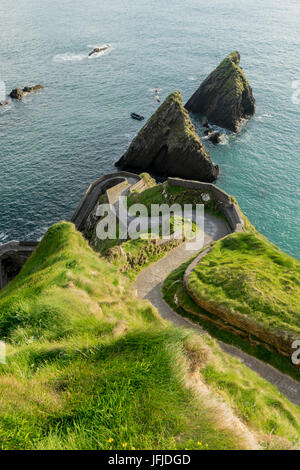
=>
[0,0,299,257]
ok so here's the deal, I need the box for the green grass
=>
[127,180,222,216]
[0,222,299,449]
[0,222,247,450]
[104,216,199,280]
[188,232,300,342]
[162,265,300,446]
[205,51,250,101]
[162,259,300,382]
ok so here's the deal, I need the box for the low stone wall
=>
[0,241,38,289]
[106,180,129,205]
[167,177,244,232]
[129,179,147,193]
[71,171,141,230]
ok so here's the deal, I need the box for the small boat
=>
[131,112,144,121]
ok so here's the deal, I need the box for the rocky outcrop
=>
[185,52,255,132]
[10,88,24,100]
[115,91,219,182]
[10,85,43,100]
[88,44,110,57]
[0,241,38,289]
[209,132,222,144]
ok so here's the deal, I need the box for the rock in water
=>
[209,132,222,144]
[10,85,43,100]
[115,91,219,182]
[23,85,43,93]
[9,88,24,100]
[185,52,255,132]
[88,44,110,56]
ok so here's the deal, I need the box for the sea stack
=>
[185,52,255,132]
[115,91,219,182]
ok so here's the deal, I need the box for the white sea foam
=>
[149,88,162,93]
[0,232,8,242]
[257,113,273,121]
[53,53,86,63]
[0,80,6,101]
[53,45,112,63]
[187,76,197,81]
[219,134,229,145]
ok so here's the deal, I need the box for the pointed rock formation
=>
[185,52,255,132]
[115,91,219,182]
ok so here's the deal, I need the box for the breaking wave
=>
[53,53,86,63]
[53,45,112,63]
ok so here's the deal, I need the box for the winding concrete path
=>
[134,220,300,407]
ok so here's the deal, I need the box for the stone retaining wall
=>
[167,177,244,232]
[71,171,141,230]
[106,180,129,205]
[129,179,147,193]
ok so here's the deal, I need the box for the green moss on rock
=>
[116,91,219,182]
[185,52,255,132]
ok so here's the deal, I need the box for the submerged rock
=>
[10,88,24,100]
[10,85,43,100]
[115,91,219,182]
[185,51,255,132]
[209,132,222,145]
[23,85,43,93]
[204,128,213,136]
[202,117,209,128]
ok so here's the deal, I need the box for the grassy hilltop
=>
[0,222,300,450]
[163,214,300,379]
[188,232,300,341]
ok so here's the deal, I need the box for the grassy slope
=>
[188,232,300,339]
[162,210,300,381]
[1,223,299,449]
[163,262,300,445]
[0,222,253,450]
[104,216,197,280]
[163,257,300,379]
